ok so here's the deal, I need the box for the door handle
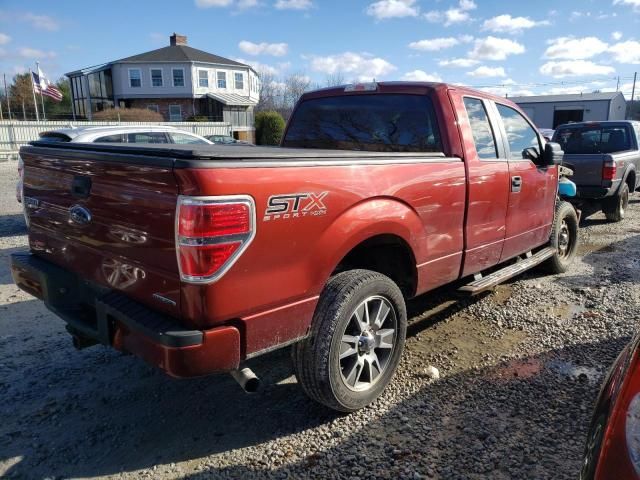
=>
[511,176,522,193]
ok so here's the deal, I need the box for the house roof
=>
[114,44,248,68]
[511,92,624,104]
[206,92,257,106]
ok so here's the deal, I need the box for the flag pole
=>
[28,68,40,121]
[3,73,12,120]
[36,62,46,121]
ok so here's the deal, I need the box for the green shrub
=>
[186,115,210,122]
[255,111,285,146]
[93,108,164,122]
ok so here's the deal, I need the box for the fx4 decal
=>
[264,192,328,221]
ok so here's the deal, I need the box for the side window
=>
[496,104,541,161]
[127,132,169,144]
[463,97,498,159]
[95,134,123,143]
[170,133,208,144]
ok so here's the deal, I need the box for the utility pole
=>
[631,72,638,120]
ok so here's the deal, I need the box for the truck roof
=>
[300,81,517,105]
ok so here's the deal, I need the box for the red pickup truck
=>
[11,82,577,412]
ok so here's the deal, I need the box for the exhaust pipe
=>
[230,367,260,393]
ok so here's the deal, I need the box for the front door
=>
[494,103,557,262]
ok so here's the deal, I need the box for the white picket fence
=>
[0,120,233,160]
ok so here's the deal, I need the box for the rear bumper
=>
[10,252,240,377]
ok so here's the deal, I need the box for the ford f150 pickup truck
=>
[552,121,640,222]
[11,82,576,412]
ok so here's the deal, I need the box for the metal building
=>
[511,92,627,129]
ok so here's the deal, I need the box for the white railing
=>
[0,120,233,155]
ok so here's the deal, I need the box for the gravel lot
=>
[1,159,638,479]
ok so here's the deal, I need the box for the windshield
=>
[282,94,442,152]
[553,125,632,154]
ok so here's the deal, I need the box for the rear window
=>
[553,125,632,154]
[282,94,442,152]
[38,133,71,143]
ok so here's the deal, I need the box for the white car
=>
[17,126,212,202]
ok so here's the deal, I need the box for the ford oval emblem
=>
[69,205,92,225]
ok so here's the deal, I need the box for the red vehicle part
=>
[581,333,640,480]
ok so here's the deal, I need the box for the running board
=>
[458,247,556,296]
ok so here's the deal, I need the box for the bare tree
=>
[324,72,346,87]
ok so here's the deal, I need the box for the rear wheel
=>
[544,201,579,274]
[293,269,407,412]
[603,183,629,222]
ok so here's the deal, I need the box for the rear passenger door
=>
[493,103,557,262]
[455,95,511,276]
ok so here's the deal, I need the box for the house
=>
[65,34,260,141]
[511,92,627,129]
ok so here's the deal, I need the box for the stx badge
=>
[264,192,328,221]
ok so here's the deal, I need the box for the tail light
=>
[176,195,255,283]
[583,337,640,480]
[602,157,617,181]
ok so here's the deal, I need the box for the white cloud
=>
[18,47,56,59]
[540,60,615,78]
[613,0,640,11]
[23,13,59,31]
[0,33,9,45]
[469,36,525,60]
[274,0,313,10]
[238,40,288,56]
[309,52,396,81]
[438,57,480,67]
[467,65,507,77]
[235,58,290,75]
[482,14,549,34]
[408,37,459,51]
[609,40,640,63]
[424,0,476,26]
[544,36,609,59]
[402,70,442,81]
[366,0,419,19]
[612,31,623,40]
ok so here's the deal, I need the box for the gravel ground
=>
[1,159,638,479]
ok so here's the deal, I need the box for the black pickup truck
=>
[553,121,640,222]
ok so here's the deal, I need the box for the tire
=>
[293,269,407,412]
[603,182,629,222]
[544,200,579,274]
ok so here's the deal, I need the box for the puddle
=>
[491,358,543,380]
[408,313,527,375]
[547,359,601,383]
[549,303,586,320]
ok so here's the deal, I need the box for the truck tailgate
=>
[20,148,182,316]
[561,153,604,186]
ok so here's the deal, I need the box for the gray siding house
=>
[66,34,260,140]
[511,92,627,129]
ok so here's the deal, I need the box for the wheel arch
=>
[313,197,423,298]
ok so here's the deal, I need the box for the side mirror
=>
[543,141,564,166]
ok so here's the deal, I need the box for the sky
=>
[0,0,639,98]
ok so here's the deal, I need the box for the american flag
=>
[32,67,63,102]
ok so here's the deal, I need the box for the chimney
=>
[170,33,187,46]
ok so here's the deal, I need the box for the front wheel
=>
[603,183,629,222]
[543,201,579,274]
[293,269,407,412]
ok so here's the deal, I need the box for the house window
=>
[217,71,227,89]
[234,72,244,90]
[128,69,141,88]
[172,68,185,87]
[198,70,209,88]
[169,104,182,121]
[150,69,163,87]
[147,104,159,113]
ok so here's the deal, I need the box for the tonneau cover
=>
[25,141,445,160]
